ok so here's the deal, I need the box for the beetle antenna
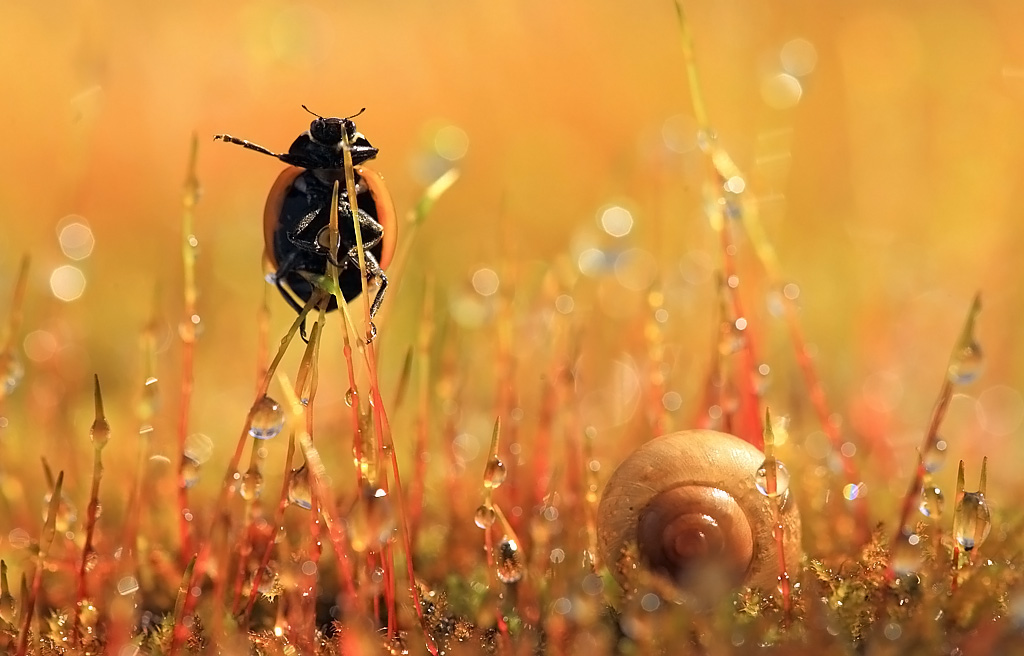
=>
[301,105,323,119]
[344,108,367,120]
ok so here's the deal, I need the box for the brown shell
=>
[597,429,801,592]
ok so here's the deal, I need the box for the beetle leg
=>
[269,252,312,342]
[370,270,388,318]
[356,211,384,250]
[213,134,286,159]
[213,134,316,169]
[312,206,384,268]
[345,249,387,317]
[364,269,387,343]
[342,248,388,342]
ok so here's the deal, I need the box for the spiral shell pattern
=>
[597,429,801,591]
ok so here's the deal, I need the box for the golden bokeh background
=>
[1,0,1023,542]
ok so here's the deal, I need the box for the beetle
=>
[214,108,396,336]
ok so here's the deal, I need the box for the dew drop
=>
[696,129,716,153]
[483,456,507,490]
[923,439,947,474]
[90,417,111,449]
[890,530,922,575]
[347,485,396,553]
[178,318,202,342]
[287,466,313,510]
[474,504,496,529]
[495,536,524,583]
[255,566,279,596]
[181,456,201,489]
[43,493,78,532]
[83,547,99,572]
[954,491,992,552]
[137,377,159,420]
[250,396,285,440]
[1,353,24,397]
[240,467,263,501]
[344,388,357,408]
[948,340,983,385]
[718,327,746,356]
[919,484,944,519]
[754,458,791,498]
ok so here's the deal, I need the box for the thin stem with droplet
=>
[176,133,201,564]
[184,290,323,624]
[764,407,791,624]
[277,373,359,604]
[167,556,197,656]
[72,375,109,647]
[16,471,63,656]
[409,279,435,540]
[239,313,324,625]
[891,295,981,580]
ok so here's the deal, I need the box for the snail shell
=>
[598,429,801,592]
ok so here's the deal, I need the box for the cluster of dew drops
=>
[224,392,395,551]
[239,394,333,515]
[946,338,991,554]
[472,453,525,584]
[745,315,992,583]
[893,331,991,575]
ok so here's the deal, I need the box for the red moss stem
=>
[763,410,791,623]
[779,294,869,541]
[718,213,764,448]
[185,293,321,620]
[16,471,63,656]
[242,431,297,624]
[72,376,107,647]
[167,556,198,656]
[890,296,979,578]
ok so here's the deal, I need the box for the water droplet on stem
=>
[474,504,496,529]
[919,484,944,519]
[948,340,983,385]
[1,353,24,397]
[954,491,991,551]
[891,530,922,575]
[754,458,791,498]
[181,456,201,488]
[250,396,285,440]
[495,536,524,583]
[240,467,263,501]
[347,485,395,553]
[42,493,77,532]
[483,456,507,489]
[287,466,313,510]
[923,439,947,473]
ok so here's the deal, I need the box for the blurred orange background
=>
[1,0,1023,535]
